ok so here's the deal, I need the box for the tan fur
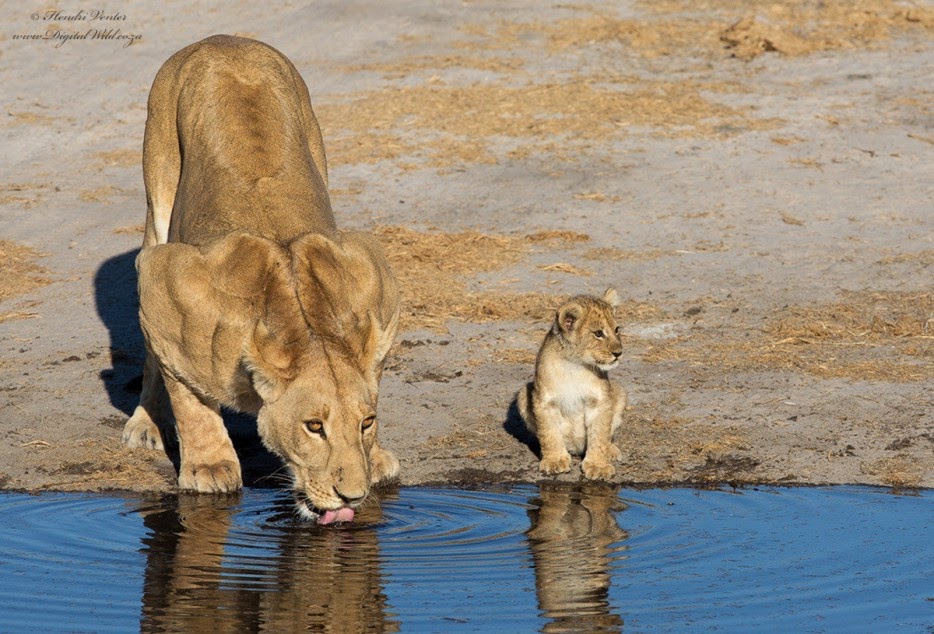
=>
[123,35,400,519]
[517,289,627,480]
[527,484,627,631]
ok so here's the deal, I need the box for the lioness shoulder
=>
[517,288,627,480]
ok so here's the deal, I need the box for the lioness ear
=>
[244,319,300,401]
[557,302,583,334]
[357,306,400,389]
[603,287,621,308]
[137,233,301,404]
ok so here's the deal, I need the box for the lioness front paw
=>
[369,445,400,484]
[539,452,572,475]
[582,459,616,481]
[122,407,165,450]
[178,460,242,493]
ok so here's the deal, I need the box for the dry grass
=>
[38,439,172,492]
[92,148,140,169]
[375,226,661,332]
[113,224,145,235]
[582,246,671,262]
[79,186,123,203]
[496,12,724,59]
[767,291,932,340]
[861,455,927,489]
[0,182,47,209]
[638,0,934,60]
[716,2,934,60]
[308,1,934,168]
[317,78,760,168]
[376,226,558,331]
[0,241,51,319]
[5,111,57,126]
[878,250,934,266]
[645,291,932,382]
[344,55,525,77]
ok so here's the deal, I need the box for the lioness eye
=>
[304,419,325,436]
[361,416,376,431]
[593,329,605,339]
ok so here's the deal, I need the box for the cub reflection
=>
[137,493,398,632]
[526,483,628,633]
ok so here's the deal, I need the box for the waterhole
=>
[0,485,929,632]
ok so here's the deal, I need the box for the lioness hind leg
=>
[142,51,183,246]
[163,373,242,493]
[123,352,173,450]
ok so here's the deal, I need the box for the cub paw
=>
[122,408,165,450]
[582,459,616,481]
[369,445,400,484]
[178,460,242,493]
[609,444,623,462]
[539,452,572,475]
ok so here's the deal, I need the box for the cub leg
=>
[163,373,242,493]
[529,396,573,475]
[122,350,173,450]
[582,400,617,481]
[607,384,627,463]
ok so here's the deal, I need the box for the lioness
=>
[123,35,400,523]
[517,289,627,480]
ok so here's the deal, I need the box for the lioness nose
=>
[334,485,366,506]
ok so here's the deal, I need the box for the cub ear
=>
[556,302,583,334]
[602,287,621,308]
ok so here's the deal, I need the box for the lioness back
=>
[147,34,335,246]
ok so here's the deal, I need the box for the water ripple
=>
[0,485,930,632]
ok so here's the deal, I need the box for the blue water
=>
[0,485,930,632]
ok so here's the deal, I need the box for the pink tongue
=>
[317,507,355,525]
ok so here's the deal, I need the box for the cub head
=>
[553,288,624,371]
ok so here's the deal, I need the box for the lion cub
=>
[517,289,627,480]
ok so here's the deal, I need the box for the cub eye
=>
[361,415,376,431]
[593,329,605,339]
[304,419,325,436]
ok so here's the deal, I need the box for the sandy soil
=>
[1,1,931,495]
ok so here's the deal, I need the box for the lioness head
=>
[241,234,400,524]
[553,288,624,371]
[251,333,387,523]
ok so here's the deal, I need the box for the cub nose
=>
[612,349,622,359]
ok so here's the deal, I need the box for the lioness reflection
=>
[527,483,628,633]
[137,493,398,632]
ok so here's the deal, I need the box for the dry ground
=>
[0,1,931,494]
